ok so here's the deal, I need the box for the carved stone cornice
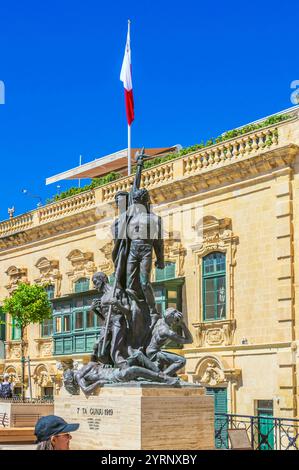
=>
[66,249,96,289]
[191,354,242,387]
[192,319,236,348]
[163,238,187,277]
[67,249,93,268]
[5,266,28,294]
[191,215,238,253]
[34,257,62,297]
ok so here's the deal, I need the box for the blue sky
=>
[0,0,298,220]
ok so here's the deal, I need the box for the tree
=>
[2,283,52,400]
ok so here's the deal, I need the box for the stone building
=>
[0,108,299,426]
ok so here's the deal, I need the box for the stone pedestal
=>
[54,385,214,450]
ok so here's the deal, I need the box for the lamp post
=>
[27,356,32,399]
[20,355,32,400]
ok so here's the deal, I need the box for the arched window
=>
[74,278,90,293]
[203,252,226,321]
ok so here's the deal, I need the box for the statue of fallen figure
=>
[62,350,180,396]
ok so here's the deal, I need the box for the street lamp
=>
[21,189,43,207]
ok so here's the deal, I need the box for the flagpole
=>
[128,124,131,176]
[127,19,131,176]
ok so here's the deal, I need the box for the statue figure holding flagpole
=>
[62,148,193,395]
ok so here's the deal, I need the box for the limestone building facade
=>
[0,108,299,421]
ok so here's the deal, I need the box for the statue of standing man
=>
[110,148,165,351]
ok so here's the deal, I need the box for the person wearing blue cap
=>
[34,415,80,450]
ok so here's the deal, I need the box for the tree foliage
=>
[2,283,52,329]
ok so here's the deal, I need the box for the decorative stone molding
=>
[66,249,96,290]
[191,216,238,323]
[4,340,28,361]
[98,241,114,275]
[33,364,52,388]
[34,257,62,297]
[5,266,28,294]
[191,355,242,387]
[35,338,53,358]
[164,238,187,277]
[192,319,236,347]
[192,356,227,386]
[4,365,21,385]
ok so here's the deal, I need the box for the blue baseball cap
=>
[34,415,79,443]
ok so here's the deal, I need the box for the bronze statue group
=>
[63,151,193,396]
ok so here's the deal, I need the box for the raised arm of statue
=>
[129,148,148,205]
[133,154,144,193]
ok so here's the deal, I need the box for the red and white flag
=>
[120,23,134,126]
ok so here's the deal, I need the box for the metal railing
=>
[215,413,299,450]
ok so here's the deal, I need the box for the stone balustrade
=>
[101,162,175,202]
[38,191,96,223]
[102,175,134,202]
[183,127,279,175]
[0,213,34,237]
[0,116,296,238]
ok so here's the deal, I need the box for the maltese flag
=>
[120,23,134,126]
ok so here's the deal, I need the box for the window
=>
[153,285,181,315]
[256,400,274,450]
[45,284,55,300]
[86,311,96,329]
[206,388,228,449]
[63,315,71,332]
[55,317,62,334]
[155,262,176,282]
[153,283,183,348]
[11,317,21,340]
[42,318,53,337]
[74,311,83,330]
[52,293,102,355]
[74,278,90,293]
[203,252,226,321]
